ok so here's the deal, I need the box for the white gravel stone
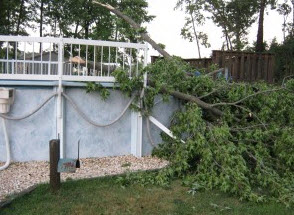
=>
[0,156,168,202]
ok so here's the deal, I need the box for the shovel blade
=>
[76,160,80,168]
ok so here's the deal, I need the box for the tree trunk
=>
[39,0,44,53]
[225,34,230,50]
[215,6,232,50]
[236,30,241,51]
[223,25,232,50]
[148,81,225,117]
[74,21,79,38]
[167,89,224,117]
[115,22,118,41]
[7,8,10,34]
[85,21,89,39]
[16,0,25,35]
[256,0,265,53]
[188,2,201,59]
[93,1,172,59]
[93,1,228,118]
[190,13,201,59]
[283,17,286,41]
[292,0,294,34]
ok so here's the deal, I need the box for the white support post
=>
[149,116,185,144]
[131,111,142,157]
[57,36,65,158]
[131,43,148,157]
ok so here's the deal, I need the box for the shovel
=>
[76,139,81,168]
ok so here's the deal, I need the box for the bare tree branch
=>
[158,86,225,117]
[232,104,267,130]
[212,88,284,107]
[230,124,268,132]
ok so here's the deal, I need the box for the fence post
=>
[57,36,65,158]
[50,139,60,192]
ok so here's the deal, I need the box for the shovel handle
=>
[78,139,80,160]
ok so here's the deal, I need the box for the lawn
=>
[0,175,292,215]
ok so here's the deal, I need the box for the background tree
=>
[277,1,292,41]
[256,0,277,52]
[206,0,233,51]
[206,0,257,51]
[0,0,31,36]
[291,0,294,35]
[0,0,153,43]
[225,0,258,51]
[175,0,210,58]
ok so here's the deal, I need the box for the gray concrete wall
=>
[0,87,56,161]
[0,86,180,162]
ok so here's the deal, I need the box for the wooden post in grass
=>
[50,139,61,192]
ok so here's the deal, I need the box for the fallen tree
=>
[93,0,228,118]
[91,1,294,206]
[93,1,171,59]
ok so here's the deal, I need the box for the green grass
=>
[0,175,292,215]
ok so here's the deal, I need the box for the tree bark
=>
[167,89,224,117]
[188,2,201,59]
[39,0,44,53]
[190,12,201,59]
[7,7,11,34]
[292,0,294,34]
[214,6,232,50]
[256,0,265,53]
[148,80,225,117]
[16,0,25,35]
[93,1,172,59]
[74,21,79,38]
[85,21,89,39]
[93,1,226,118]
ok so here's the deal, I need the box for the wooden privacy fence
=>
[212,51,275,83]
[182,58,213,71]
[150,56,213,72]
[151,50,275,83]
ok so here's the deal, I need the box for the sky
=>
[145,0,290,59]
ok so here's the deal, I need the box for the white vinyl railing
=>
[0,36,148,82]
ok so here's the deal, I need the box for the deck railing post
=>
[57,36,65,158]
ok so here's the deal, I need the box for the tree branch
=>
[212,88,284,107]
[92,1,172,59]
[230,124,268,132]
[93,1,232,120]
[158,86,224,117]
[232,104,267,130]
[205,68,225,77]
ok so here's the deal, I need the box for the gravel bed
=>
[0,156,168,202]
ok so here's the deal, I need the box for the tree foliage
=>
[277,0,293,40]
[85,3,294,206]
[175,0,210,58]
[0,0,153,42]
[206,0,258,51]
[101,57,294,207]
[0,0,32,35]
[269,36,294,81]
